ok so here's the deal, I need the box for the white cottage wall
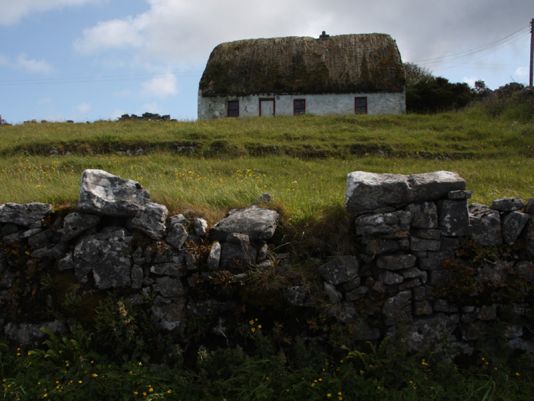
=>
[198,92,406,119]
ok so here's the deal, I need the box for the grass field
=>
[0,109,533,222]
[2,109,534,400]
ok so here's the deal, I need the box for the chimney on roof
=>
[319,31,330,40]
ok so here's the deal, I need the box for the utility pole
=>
[530,18,534,87]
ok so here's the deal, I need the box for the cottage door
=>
[259,98,275,117]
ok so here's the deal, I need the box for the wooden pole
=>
[530,18,534,87]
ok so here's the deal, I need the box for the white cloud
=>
[74,0,534,69]
[141,72,177,98]
[74,18,145,53]
[16,54,53,74]
[76,102,91,114]
[0,0,101,26]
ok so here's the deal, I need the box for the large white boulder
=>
[78,169,150,216]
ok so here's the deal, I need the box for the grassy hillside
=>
[2,110,534,401]
[0,109,533,221]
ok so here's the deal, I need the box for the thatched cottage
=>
[198,33,406,119]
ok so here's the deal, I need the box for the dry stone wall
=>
[0,169,533,357]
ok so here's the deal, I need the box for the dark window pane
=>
[294,99,306,115]
[355,97,368,114]
[227,100,239,117]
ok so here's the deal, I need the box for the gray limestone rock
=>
[193,217,209,237]
[57,252,74,271]
[345,171,410,215]
[329,302,357,323]
[324,282,343,304]
[502,211,529,245]
[408,171,466,203]
[0,203,52,227]
[383,290,412,325]
[402,268,427,282]
[0,223,19,237]
[413,285,433,301]
[376,254,417,271]
[380,271,404,285]
[514,261,534,284]
[0,252,5,275]
[220,233,257,270]
[153,277,184,298]
[399,278,422,291]
[418,251,448,271]
[151,301,185,331]
[207,241,222,270]
[129,202,168,240]
[439,200,469,237]
[355,211,411,239]
[411,237,441,252]
[503,325,524,339]
[78,169,150,216]
[258,193,272,203]
[27,229,54,250]
[318,256,359,286]
[150,262,185,277]
[448,190,472,200]
[345,286,369,301]
[491,198,525,212]
[414,300,433,316]
[72,228,132,288]
[527,217,534,258]
[61,212,100,242]
[407,202,438,229]
[477,261,510,286]
[468,203,502,246]
[257,242,269,262]
[412,229,441,240]
[404,314,460,353]
[131,265,144,289]
[0,270,14,289]
[211,206,279,240]
[345,171,465,215]
[430,269,455,286]
[478,304,497,321]
[434,299,458,313]
[4,321,65,345]
[166,218,189,250]
[362,238,410,257]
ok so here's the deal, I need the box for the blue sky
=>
[0,0,532,123]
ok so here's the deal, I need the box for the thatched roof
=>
[199,34,405,97]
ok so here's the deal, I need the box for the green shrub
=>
[470,83,534,123]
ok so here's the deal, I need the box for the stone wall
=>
[1,169,533,356]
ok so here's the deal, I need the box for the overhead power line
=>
[413,25,530,67]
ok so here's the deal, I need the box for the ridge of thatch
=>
[199,33,405,97]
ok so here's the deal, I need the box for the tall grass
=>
[0,154,532,221]
[0,111,532,158]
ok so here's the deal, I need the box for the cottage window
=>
[293,99,306,115]
[354,97,368,114]
[227,100,239,117]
